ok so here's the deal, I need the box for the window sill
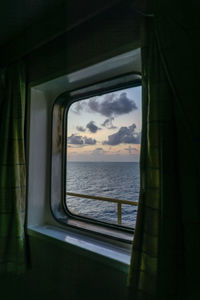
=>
[27,224,131,273]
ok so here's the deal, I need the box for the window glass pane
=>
[66,85,141,228]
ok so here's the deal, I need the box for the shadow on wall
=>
[1,236,128,300]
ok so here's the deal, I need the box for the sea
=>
[66,161,139,228]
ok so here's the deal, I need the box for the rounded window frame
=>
[51,73,141,244]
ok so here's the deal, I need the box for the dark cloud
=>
[86,121,101,133]
[88,92,137,117]
[76,126,86,132]
[101,117,117,129]
[103,123,141,146]
[125,146,138,154]
[92,147,107,155]
[71,101,86,114]
[68,134,96,145]
[84,137,96,145]
[68,134,84,145]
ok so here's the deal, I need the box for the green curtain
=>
[0,62,27,273]
[128,1,200,299]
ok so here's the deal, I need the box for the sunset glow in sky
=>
[67,86,141,162]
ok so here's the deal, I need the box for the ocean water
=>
[66,162,139,228]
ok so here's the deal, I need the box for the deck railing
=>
[66,192,138,225]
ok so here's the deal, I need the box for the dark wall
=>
[1,236,128,300]
[27,1,141,85]
[0,0,141,84]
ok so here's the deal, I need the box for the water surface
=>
[66,162,139,227]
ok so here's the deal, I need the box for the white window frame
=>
[51,74,141,243]
[26,48,141,271]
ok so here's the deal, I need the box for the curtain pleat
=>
[0,62,27,274]
[128,1,200,299]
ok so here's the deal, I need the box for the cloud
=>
[86,121,101,133]
[84,137,96,145]
[125,146,139,154]
[101,117,117,129]
[68,134,96,145]
[68,134,83,145]
[76,126,86,132]
[92,147,107,155]
[88,92,137,117]
[103,123,141,145]
[71,101,87,114]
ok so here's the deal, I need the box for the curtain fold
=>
[128,1,200,299]
[0,62,27,274]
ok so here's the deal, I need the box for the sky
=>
[67,86,141,162]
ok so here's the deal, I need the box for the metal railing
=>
[66,192,138,225]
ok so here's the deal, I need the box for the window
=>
[66,84,141,226]
[51,72,141,243]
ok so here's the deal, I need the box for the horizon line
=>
[67,160,139,163]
